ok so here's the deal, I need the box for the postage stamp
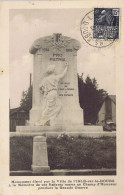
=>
[93,8,119,39]
[80,8,119,48]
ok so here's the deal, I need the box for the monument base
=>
[31,165,50,174]
[32,136,50,174]
[28,107,84,126]
[16,125,103,132]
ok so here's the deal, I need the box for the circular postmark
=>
[80,10,115,48]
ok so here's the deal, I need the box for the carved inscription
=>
[49,53,65,61]
[59,82,74,96]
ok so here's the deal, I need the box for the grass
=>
[10,135,116,171]
[10,136,33,171]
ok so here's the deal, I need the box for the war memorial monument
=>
[16,33,103,173]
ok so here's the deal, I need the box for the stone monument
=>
[29,33,83,127]
[17,33,102,132]
[16,33,103,174]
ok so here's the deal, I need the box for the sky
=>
[10,9,116,109]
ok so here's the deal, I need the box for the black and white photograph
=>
[1,0,124,194]
[9,8,117,177]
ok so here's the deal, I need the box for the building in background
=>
[10,107,29,132]
[97,95,116,127]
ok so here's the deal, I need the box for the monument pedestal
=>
[31,136,50,174]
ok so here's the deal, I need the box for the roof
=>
[108,95,116,104]
[97,95,116,114]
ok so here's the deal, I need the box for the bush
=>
[10,135,116,170]
[10,136,33,170]
[47,134,116,169]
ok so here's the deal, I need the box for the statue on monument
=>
[37,62,69,126]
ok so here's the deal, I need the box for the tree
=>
[78,74,107,124]
[20,86,32,111]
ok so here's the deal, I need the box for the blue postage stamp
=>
[93,8,119,39]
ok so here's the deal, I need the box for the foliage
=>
[47,134,116,170]
[10,136,33,171]
[10,135,116,171]
[20,86,32,111]
[78,74,107,123]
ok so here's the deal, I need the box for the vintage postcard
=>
[0,1,124,195]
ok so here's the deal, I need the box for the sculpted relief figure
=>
[37,62,69,126]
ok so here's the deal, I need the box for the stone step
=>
[16,125,103,132]
[10,131,116,138]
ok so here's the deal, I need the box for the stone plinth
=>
[31,136,50,174]
[17,125,103,132]
[29,33,84,126]
[10,131,116,139]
